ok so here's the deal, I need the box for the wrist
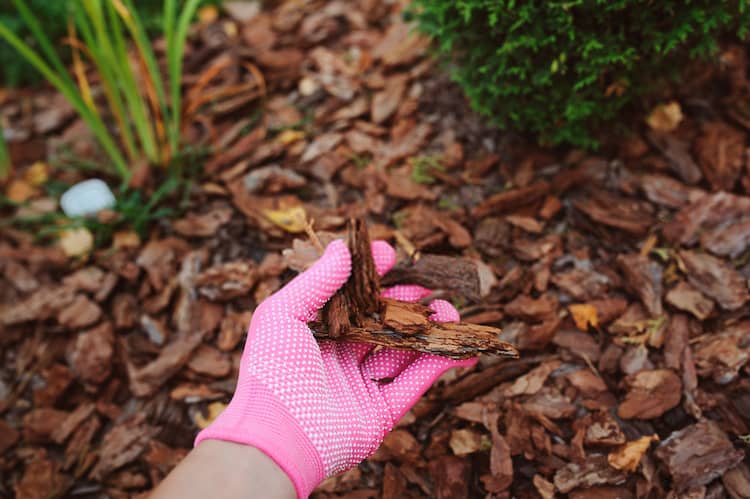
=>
[195,377,325,498]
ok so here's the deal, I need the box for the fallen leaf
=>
[449,428,485,456]
[263,205,307,233]
[569,303,599,330]
[24,161,49,186]
[197,4,219,23]
[276,129,305,145]
[7,179,37,203]
[58,228,94,257]
[647,101,683,132]
[608,435,659,472]
[193,402,228,429]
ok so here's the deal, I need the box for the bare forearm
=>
[150,440,296,499]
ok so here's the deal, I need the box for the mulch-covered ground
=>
[2,0,750,497]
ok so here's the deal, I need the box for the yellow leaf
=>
[608,435,659,472]
[58,228,94,257]
[263,206,307,233]
[276,129,305,145]
[24,161,49,186]
[193,402,227,429]
[569,304,598,331]
[197,5,218,23]
[647,101,683,132]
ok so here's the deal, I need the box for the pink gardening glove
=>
[195,239,476,498]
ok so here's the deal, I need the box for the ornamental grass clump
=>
[0,0,202,182]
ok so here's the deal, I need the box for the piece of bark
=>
[654,419,744,492]
[574,190,654,236]
[321,219,380,338]
[217,311,252,351]
[187,345,232,377]
[723,463,750,499]
[57,294,103,329]
[430,455,469,499]
[51,403,96,444]
[640,173,705,208]
[381,463,408,498]
[617,254,663,317]
[89,417,159,480]
[32,363,73,407]
[14,450,72,499]
[701,218,750,258]
[554,454,628,493]
[617,369,682,419]
[313,220,515,358]
[647,131,702,184]
[678,250,749,310]
[694,321,750,384]
[0,419,19,454]
[472,181,550,217]
[380,254,480,302]
[663,191,750,247]
[195,261,259,301]
[694,122,746,191]
[67,321,114,384]
[665,281,714,320]
[23,408,69,442]
[0,285,75,325]
[312,299,516,359]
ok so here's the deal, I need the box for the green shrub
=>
[410,1,750,148]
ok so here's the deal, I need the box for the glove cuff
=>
[194,377,324,498]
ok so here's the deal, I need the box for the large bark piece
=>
[315,219,517,359]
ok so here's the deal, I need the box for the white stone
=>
[60,179,115,217]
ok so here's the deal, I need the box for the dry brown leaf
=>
[608,435,659,472]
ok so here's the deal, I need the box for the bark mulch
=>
[1,0,750,497]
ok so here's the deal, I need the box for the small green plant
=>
[0,0,202,183]
[411,1,750,148]
[410,155,444,184]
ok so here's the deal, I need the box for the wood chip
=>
[654,419,744,492]
[617,369,682,419]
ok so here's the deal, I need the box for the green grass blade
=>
[82,0,158,163]
[118,0,169,120]
[73,5,139,163]
[0,122,10,181]
[101,0,160,163]
[10,0,74,86]
[0,22,130,181]
[167,0,202,153]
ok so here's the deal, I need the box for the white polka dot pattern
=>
[195,240,477,498]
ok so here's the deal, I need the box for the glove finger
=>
[426,299,460,322]
[381,284,432,302]
[380,353,465,423]
[347,342,375,364]
[362,349,420,381]
[262,239,351,321]
[361,299,460,380]
[371,240,396,277]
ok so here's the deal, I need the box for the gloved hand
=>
[195,239,476,498]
